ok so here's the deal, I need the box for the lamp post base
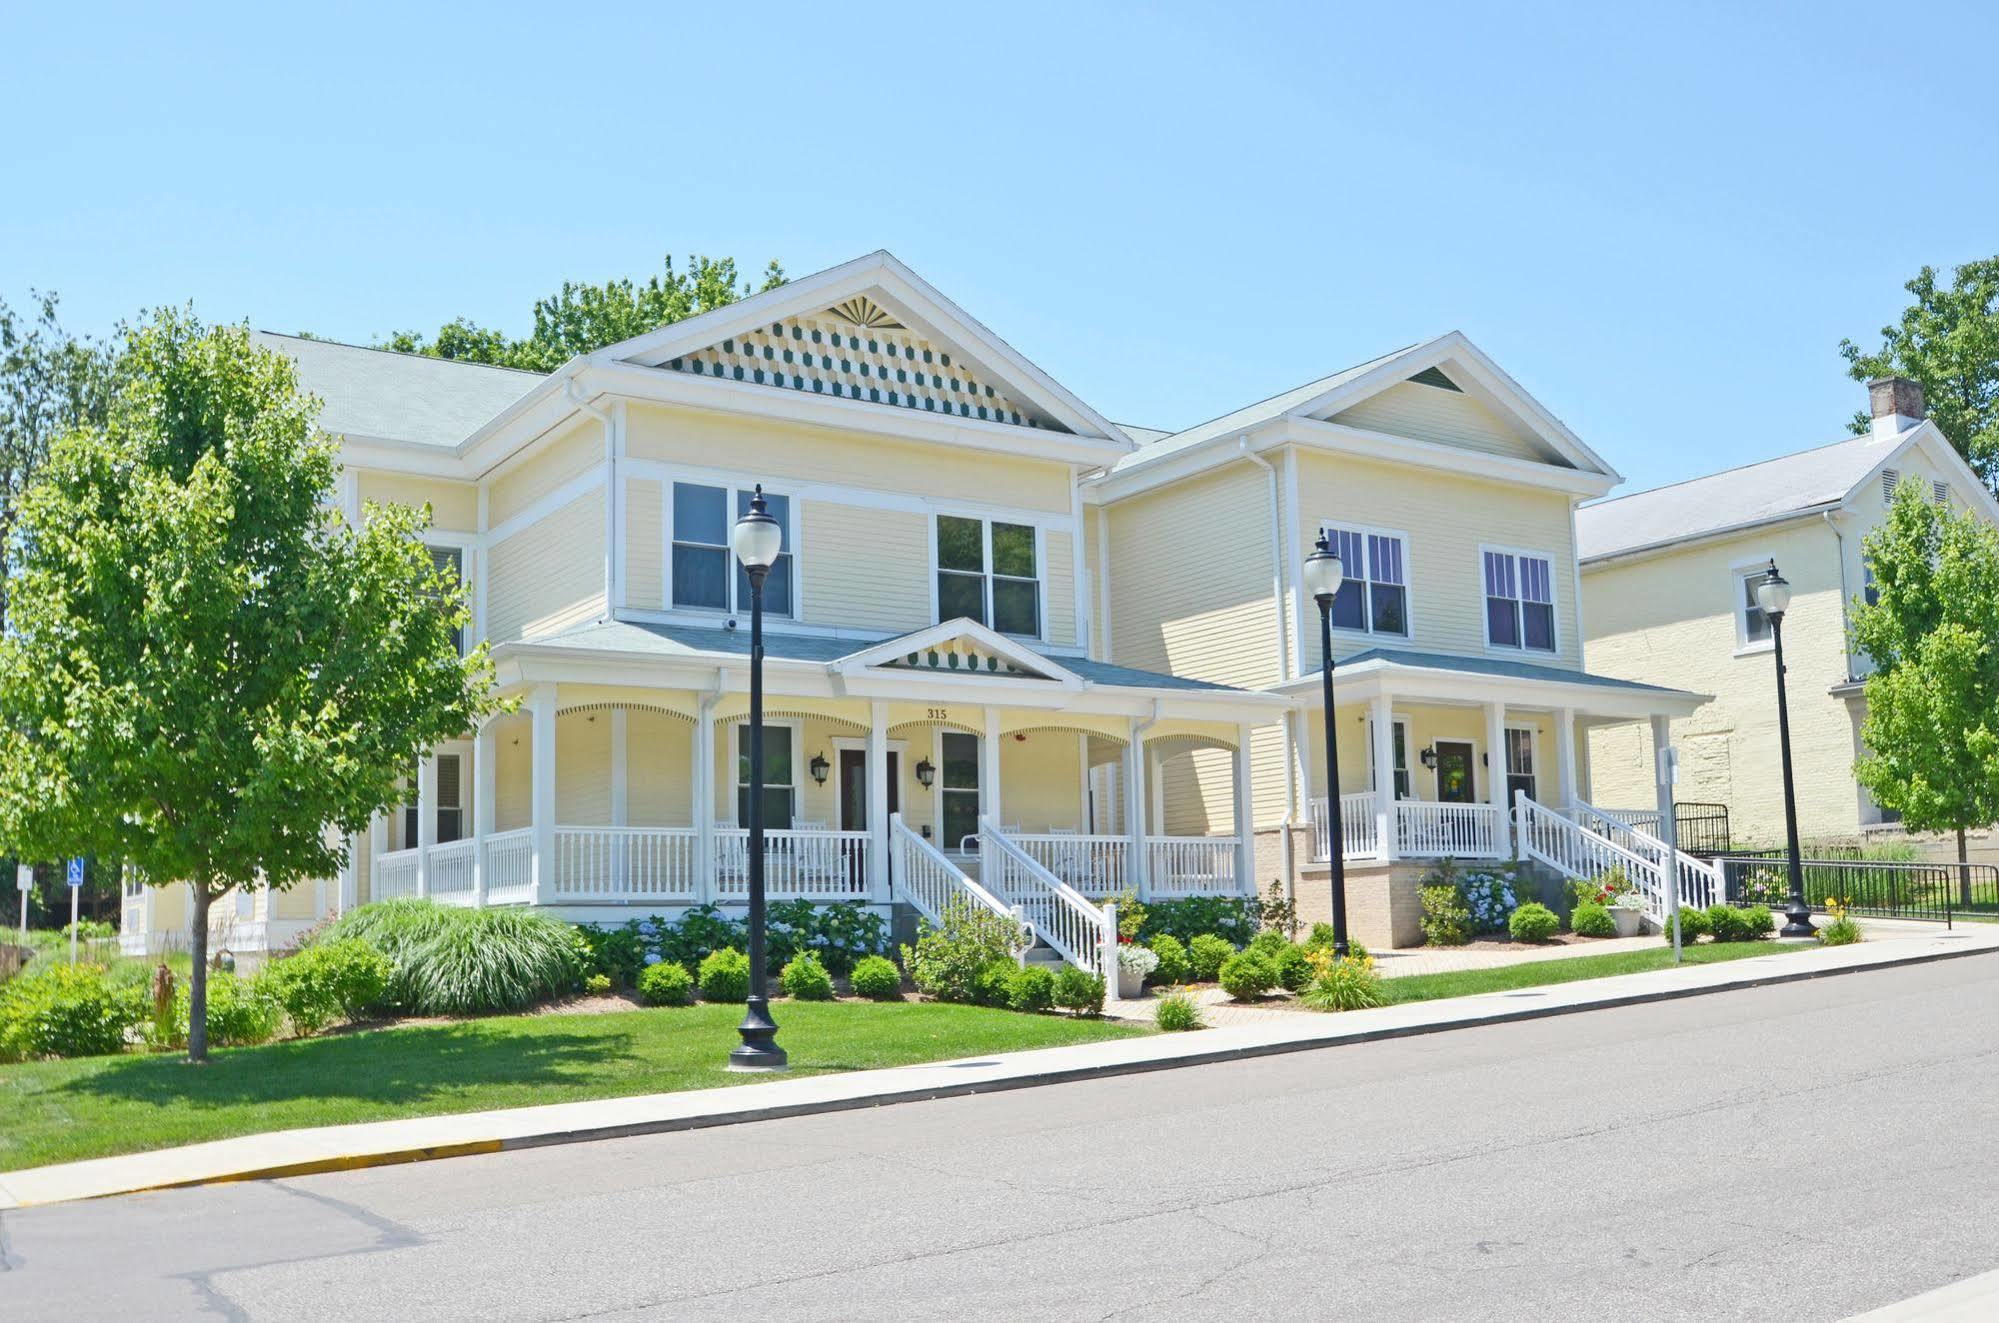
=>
[1780,899,1816,939]
[728,998,788,1072]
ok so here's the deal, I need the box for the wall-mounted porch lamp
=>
[809,753,829,785]
[914,758,936,789]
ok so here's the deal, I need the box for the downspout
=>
[1824,510,1855,681]
[1240,437,1300,900]
[567,380,616,619]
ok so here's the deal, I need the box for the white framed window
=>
[1320,524,1409,637]
[733,720,798,830]
[1365,717,1413,799]
[1504,727,1537,804]
[938,729,982,849]
[670,482,794,617]
[1733,562,1779,650]
[1482,548,1557,653]
[425,544,466,655]
[935,515,1041,637]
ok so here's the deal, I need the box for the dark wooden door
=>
[838,751,899,829]
[1434,741,1476,804]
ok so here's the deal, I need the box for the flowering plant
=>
[1458,868,1518,933]
[1117,944,1160,976]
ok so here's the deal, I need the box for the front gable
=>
[1323,372,1564,466]
[833,619,1083,690]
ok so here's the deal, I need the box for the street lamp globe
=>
[1755,564,1792,620]
[1302,532,1345,603]
[730,485,784,573]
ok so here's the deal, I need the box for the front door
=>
[840,749,899,888]
[1434,741,1476,804]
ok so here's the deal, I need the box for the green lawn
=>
[0,1001,1142,1172]
[1383,939,1816,1004]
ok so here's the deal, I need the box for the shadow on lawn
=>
[55,1021,642,1109]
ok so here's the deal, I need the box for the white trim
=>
[1501,723,1541,805]
[1069,471,1089,652]
[1363,715,1414,801]
[932,724,987,856]
[485,465,609,545]
[1477,542,1562,658]
[927,510,1051,645]
[663,478,800,622]
[620,456,1070,526]
[1427,735,1480,804]
[1729,554,1779,655]
[830,735,907,831]
[832,617,1084,687]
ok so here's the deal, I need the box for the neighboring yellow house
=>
[121,252,1714,959]
[1083,335,1706,945]
[1579,378,1999,848]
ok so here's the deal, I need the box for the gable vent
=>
[1881,469,1900,502]
[1408,365,1463,392]
[1935,479,1951,507]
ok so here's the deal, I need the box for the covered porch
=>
[352,619,1285,916]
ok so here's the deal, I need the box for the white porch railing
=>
[1563,801,1724,913]
[716,827,870,901]
[1516,793,1668,915]
[482,828,534,905]
[889,814,1023,938]
[1396,801,1507,859]
[555,826,699,902]
[1310,792,1382,861]
[427,839,478,905]
[374,847,420,901]
[980,819,1114,977]
[1148,837,1239,896]
[1011,833,1131,896]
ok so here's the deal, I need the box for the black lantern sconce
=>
[1419,745,1439,770]
[914,758,936,788]
[809,753,829,786]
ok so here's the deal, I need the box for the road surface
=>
[7,955,1998,1321]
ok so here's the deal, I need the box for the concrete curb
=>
[4,930,1994,1210]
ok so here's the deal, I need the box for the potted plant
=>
[1609,891,1647,937]
[1116,941,1158,999]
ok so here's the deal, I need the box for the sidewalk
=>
[2,922,1992,1210]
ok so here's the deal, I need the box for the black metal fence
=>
[1715,856,1999,924]
[1672,802,1732,856]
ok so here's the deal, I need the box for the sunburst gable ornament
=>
[826,294,905,330]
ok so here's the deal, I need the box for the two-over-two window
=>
[1321,526,1408,637]
[937,515,1039,637]
[1483,549,1556,653]
[672,483,793,616]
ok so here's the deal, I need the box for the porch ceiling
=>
[1275,646,1708,721]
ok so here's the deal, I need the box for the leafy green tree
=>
[381,254,786,371]
[0,292,120,631]
[1841,258,1999,491]
[1851,480,1999,894]
[0,310,498,1059]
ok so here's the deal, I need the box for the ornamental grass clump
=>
[398,909,590,1015]
[1154,992,1205,1031]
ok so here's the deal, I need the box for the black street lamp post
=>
[1756,562,1815,938]
[1301,531,1350,957]
[728,485,789,1071]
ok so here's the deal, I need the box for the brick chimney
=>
[1868,376,1926,438]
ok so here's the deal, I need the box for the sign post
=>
[14,864,29,945]
[66,857,85,964]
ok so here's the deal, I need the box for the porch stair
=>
[1512,793,1724,922]
[977,819,1117,979]
[888,814,1028,948]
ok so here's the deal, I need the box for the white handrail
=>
[1567,800,1724,912]
[889,813,1021,937]
[716,827,869,900]
[980,818,1114,976]
[1396,800,1505,858]
[1008,832,1131,896]
[1515,792,1667,915]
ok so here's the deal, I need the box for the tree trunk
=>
[187,887,211,1063]
[1959,827,1973,908]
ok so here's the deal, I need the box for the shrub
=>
[322,900,586,1015]
[1154,991,1204,1031]
[1707,904,1774,942]
[1147,933,1190,987]
[637,960,694,1006]
[1740,904,1776,938]
[1569,901,1616,938]
[1508,902,1559,944]
[848,954,904,1001]
[657,904,749,970]
[1117,943,1159,981]
[1460,867,1521,933]
[1273,943,1315,993]
[1218,950,1277,1001]
[1255,880,1299,940]
[0,964,140,1062]
[1137,896,1258,948]
[1105,889,1148,941]
[1301,957,1388,1012]
[151,971,282,1050]
[583,972,613,996]
[767,899,891,975]
[576,921,647,988]
[255,938,393,1033]
[699,947,751,1002]
[1247,929,1290,959]
[780,951,836,1001]
[1188,933,1235,982]
[1007,964,1056,1013]
[971,958,1018,1008]
[1662,906,1710,944]
[1304,922,1338,950]
[900,901,1026,1003]
[1819,900,1863,947]
[1052,964,1106,1016]
[1420,884,1472,946]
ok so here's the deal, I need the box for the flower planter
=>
[1610,906,1644,938]
[1116,967,1146,1000]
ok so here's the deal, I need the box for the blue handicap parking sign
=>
[66,857,85,887]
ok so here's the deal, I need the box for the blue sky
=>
[6,0,1993,493]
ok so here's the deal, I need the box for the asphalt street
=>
[7,954,1999,1322]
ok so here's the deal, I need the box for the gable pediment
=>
[1316,363,1573,468]
[833,619,1081,688]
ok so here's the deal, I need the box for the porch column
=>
[609,707,628,892]
[867,701,890,902]
[1484,700,1512,858]
[1233,723,1256,897]
[368,811,387,906]
[530,683,557,905]
[473,721,496,907]
[415,753,437,898]
[693,693,717,904]
[982,707,1004,827]
[1370,694,1398,861]
[1554,707,1579,809]
[1125,718,1151,898]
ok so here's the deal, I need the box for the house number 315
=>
[927,707,950,720]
